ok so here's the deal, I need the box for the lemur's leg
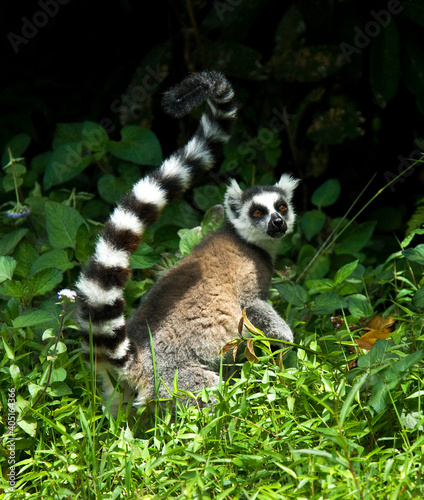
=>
[245,298,294,343]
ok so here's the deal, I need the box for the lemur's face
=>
[224,175,300,253]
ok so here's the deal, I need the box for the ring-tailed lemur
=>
[76,71,299,414]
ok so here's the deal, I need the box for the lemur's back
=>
[127,225,274,402]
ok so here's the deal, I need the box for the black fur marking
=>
[82,261,131,290]
[120,195,161,227]
[103,223,141,253]
[80,298,125,323]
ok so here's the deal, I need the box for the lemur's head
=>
[224,174,300,256]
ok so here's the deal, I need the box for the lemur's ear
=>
[224,179,243,215]
[275,174,300,202]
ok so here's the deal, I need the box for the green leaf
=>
[311,179,341,208]
[1,133,31,166]
[201,205,225,235]
[52,122,84,149]
[334,221,376,255]
[276,282,309,308]
[402,244,424,265]
[27,268,63,296]
[18,417,37,437]
[48,381,72,397]
[13,310,55,328]
[130,243,161,269]
[179,226,203,256]
[13,240,38,278]
[301,210,326,240]
[75,224,95,262]
[370,19,400,106]
[97,174,129,204]
[107,126,162,166]
[44,142,93,189]
[30,249,73,276]
[81,121,109,151]
[0,280,28,299]
[413,286,424,309]
[347,296,374,318]
[334,260,358,286]
[45,201,86,249]
[310,292,347,315]
[305,278,333,294]
[0,256,17,283]
[0,228,28,255]
[193,185,223,211]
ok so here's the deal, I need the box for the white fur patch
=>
[94,237,130,268]
[110,207,144,234]
[250,191,281,211]
[201,114,230,142]
[160,156,191,189]
[107,337,130,360]
[79,315,126,337]
[132,177,167,209]
[275,174,300,201]
[184,136,213,168]
[77,278,123,307]
[206,100,237,120]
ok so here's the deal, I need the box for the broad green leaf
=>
[13,310,55,328]
[311,179,341,208]
[107,126,162,166]
[18,417,37,437]
[98,174,128,204]
[81,120,109,151]
[44,142,93,189]
[413,286,424,309]
[52,122,84,149]
[0,228,28,255]
[27,268,63,296]
[402,244,424,265]
[179,226,203,256]
[130,243,161,269]
[75,224,95,262]
[194,185,223,211]
[0,256,17,283]
[45,201,86,249]
[0,280,28,299]
[48,382,72,397]
[201,204,225,235]
[334,260,359,286]
[276,282,309,308]
[305,278,333,294]
[13,240,38,278]
[301,210,326,240]
[347,296,374,318]
[30,249,73,276]
[311,291,347,316]
[9,364,20,384]
[334,221,376,255]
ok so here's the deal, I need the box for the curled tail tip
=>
[162,71,235,118]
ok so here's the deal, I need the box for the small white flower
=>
[57,289,77,302]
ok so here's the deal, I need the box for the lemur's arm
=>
[245,299,293,343]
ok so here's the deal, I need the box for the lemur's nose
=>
[271,213,283,228]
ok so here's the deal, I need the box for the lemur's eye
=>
[252,209,262,217]
[278,204,287,213]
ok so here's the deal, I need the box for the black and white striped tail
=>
[76,71,237,371]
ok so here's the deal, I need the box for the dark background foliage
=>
[1,0,424,238]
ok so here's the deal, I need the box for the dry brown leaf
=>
[244,338,258,363]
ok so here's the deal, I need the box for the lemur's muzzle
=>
[267,213,287,237]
